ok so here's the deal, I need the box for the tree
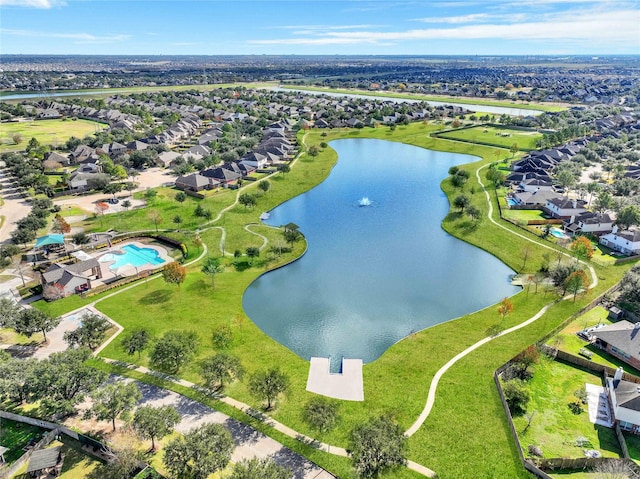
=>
[509,142,519,157]
[121,199,131,211]
[144,188,158,203]
[570,236,594,260]
[503,379,530,415]
[63,312,111,350]
[200,353,245,390]
[100,443,144,479]
[88,381,141,431]
[349,415,407,478]
[0,298,19,328]
[554,169,577,195]
[278,164,290,175]
[72,232,90,245]
[453,194,471,213]
[148,210,163,233]
[485,168,506,187]
[13,309,60,343]
[520,245,531,273]
[303,396,340,434]
[549,262,581,295]
[121,329,150,358]
[162,261,186,288]
[564,270,590,302]
[133,405,181,450]
[283,228,302,246]
[616,205,640,231]
[163,422,233,479]
[172,215,183,229]
[258,180,270,194]
[248,367,290,410]
[212,323,233,349]
[150,330,199,374]
[594,191,613,213]
[175,191,186,203]
[51,214,71,234]
[593,459,634,479]
[497,297,514,321]
[246,246,260,263]
[308,144,320,157]
[239,193,256,208]
[201,256,224,287]
[466,205,481,221]
[229,458,291,479]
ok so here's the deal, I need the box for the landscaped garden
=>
[0,418,47,465]
[24,121,636,479]
[0,118,107,153]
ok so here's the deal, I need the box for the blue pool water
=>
[99,244,165,271]
[550,228,567,239]
[506,197,518,206]
[243,139,521,365]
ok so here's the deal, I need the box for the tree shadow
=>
[459,219,480,234]
[233,260,251,272]
[138,289,172,305]
[185,278,209,293]
[270,447,321,479]
[224,417,263,447]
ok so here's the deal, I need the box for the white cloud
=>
[250,7,640,48]
[0,0,66,8]
[3,29,130,43]
[413,13,527,24]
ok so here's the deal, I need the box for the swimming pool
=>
[550,228,568,239]
[506,197,518,206]
[99,244,165,271]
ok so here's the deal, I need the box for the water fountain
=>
[358,197,371,207]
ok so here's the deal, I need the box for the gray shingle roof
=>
[612,379,640,412]
[595,320,640,357]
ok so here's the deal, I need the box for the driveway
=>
[0,167,32,244]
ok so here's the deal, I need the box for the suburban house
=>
[519,178,554,193]
[600,226,640,255]
[68,163,102,190]
[156,151,183,168]
[201,166,241,186]
[41,258,104,297]
[593,321,640,370]
[606,372,640,434]
[564,212,614,236]
[175,173,220,192]
[544,197,587,219]
[70,145,99,164]
[98,142,127,157]
[240,152,268,169]
[44,152,71,167]
[511,190,559,207]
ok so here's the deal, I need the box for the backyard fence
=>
[0,410,113,478]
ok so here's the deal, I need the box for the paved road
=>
[130,378,336,479]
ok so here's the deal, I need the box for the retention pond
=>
[243,139,520,366]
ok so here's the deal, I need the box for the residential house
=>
[68,163,102,190]
[545,197,587,219]
[175,173,220,192]
[156,151,183,168]
[600,226,640,255]
[126,140,149,152]
[606,375,640,434]
[44,152,70,167]
[98,142,127,158]
[564,212,614,236]
[240,152,268,170]
[593,321,640,370]
[519,178,554,193]
[201,167,241,186]
[511,190,559,208]
[186,144,211,158]
[41,258,104,297]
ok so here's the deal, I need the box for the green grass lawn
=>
[513,356,622,460]
[0,118,106,152]
[29,122,635,479]
[0,418,47,464]
[436,125,543,151]
[278,85,567,112]
[502,208,547,224]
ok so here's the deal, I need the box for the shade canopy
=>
[26,446,61,473]
[35,234,65,249]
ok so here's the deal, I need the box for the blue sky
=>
[1,0,639,55]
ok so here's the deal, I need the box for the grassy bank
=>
[0,118,107,152]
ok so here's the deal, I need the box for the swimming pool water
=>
[99,244,165,271]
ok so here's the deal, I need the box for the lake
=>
[242,139,520,367]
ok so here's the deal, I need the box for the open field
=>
[435,125,543,150]
[29,122,635,479]
[279,84,568,112]
[0,118,106,152]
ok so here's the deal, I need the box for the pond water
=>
[242,139,520,366]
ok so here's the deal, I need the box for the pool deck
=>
[306,357,364,401]
[96,240,171,277]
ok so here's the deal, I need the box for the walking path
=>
[404,161,600,437]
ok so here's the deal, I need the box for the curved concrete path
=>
[404,160,600,437]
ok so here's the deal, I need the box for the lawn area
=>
[502,208,548,224]
[0,418,47,464]
[0,118,106,152]
[30,122,635,479]
[436,125,543,151]
[512,356,622,460]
